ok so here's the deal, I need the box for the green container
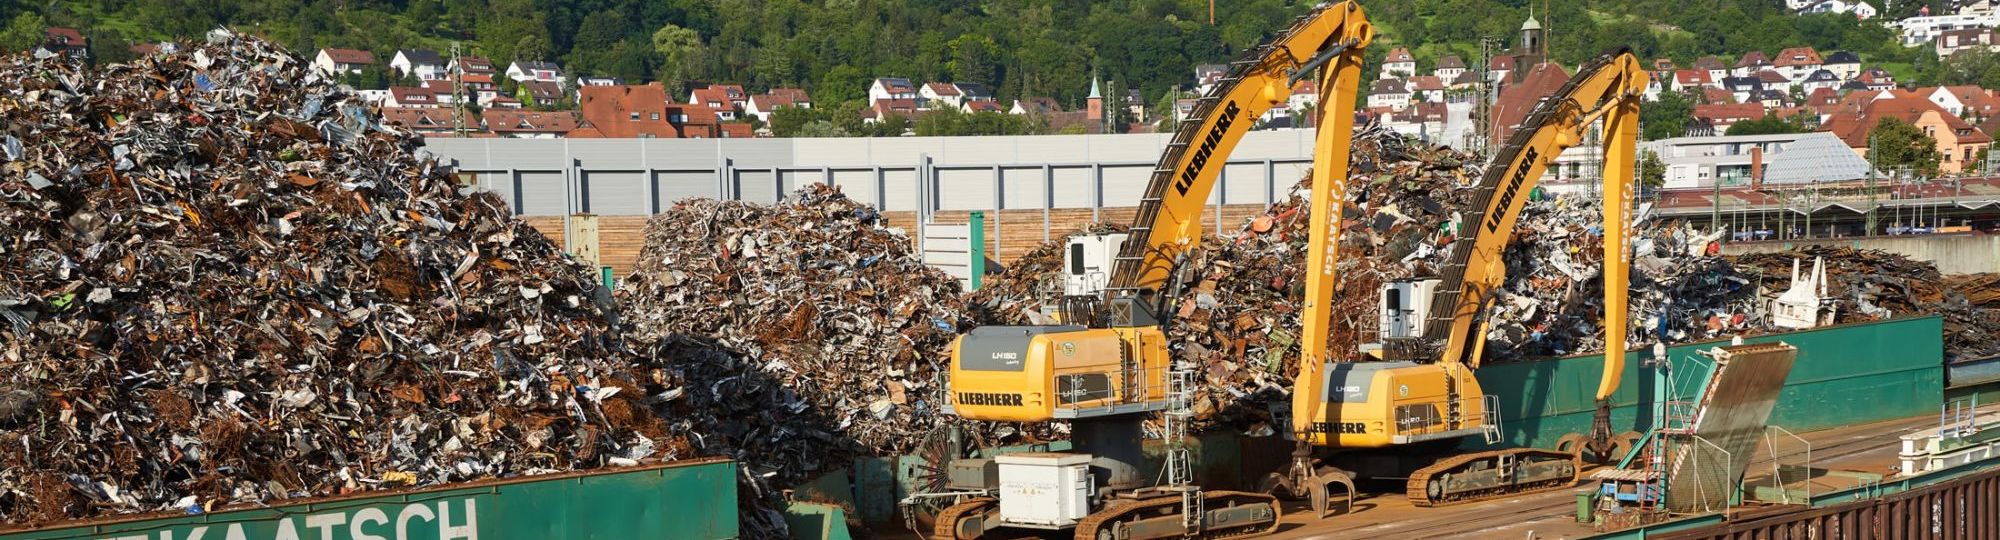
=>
[1,459,740,540]
[1471,316,1945,450]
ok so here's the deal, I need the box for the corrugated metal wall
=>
[1654,466,2000,540]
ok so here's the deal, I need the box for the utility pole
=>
[450,41,468,138]
[1209,0,1216,26]
[1865,131,1877,236]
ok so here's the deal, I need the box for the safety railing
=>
[1049,363,1174,418]
[1390,394,1500,442]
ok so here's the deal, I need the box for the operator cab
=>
[1060,232,1127,297]
[1362,278,1440,359]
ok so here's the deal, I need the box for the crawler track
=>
[931,497,997,540]
[1074,491,1281,540]
[1406,448,1582,507]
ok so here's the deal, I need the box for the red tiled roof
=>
[689,85,748,109]
[964,100,1004,113]
[1694,103,1765,124]
[769,87,811,103]
[1408,75,1447,92]
[1807,87,1839,106]
[1674,69,1711,86]
[379,107,454,132]
[1702,87,1737,104]
[574,84,678,138]
[1943,85,2000,117]
[521,80,564,101]
[388,86,436,105]
[1386,47,1414,63]
[1492,62,1570,142]
[480,109,578,134]
[925,82,962,96]
[1821,95,1992,148]
[1775,47,1823,67]
[1755,70,1790,84]
[719,123,755,138]
[1734,51,1770,68]
[873,98,918,115]
[43,27,85,47]
[1693,56,1725,71]
[321,48,375,65]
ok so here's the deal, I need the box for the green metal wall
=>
[1472,316,1945,450]
[2,459,739,540]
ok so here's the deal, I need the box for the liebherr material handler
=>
[934,3,1375,538]
[1275,49,1651,510]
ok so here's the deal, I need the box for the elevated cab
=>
[947,325,1173,422]
[1302,361,1496,448]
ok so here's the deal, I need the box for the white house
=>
[1434,55,1467,81]
[1892,12,2000,46]
[505,61,564,83]
[1799,0,1877,20]
[1774,47,1824,81]
[313,48,375,76]
[1822,51,1862,80]
[920,82,964,110]
[1382,48,1416,80]
[868,78,918,103]
[1799,69,1842,94]
[1367,79,1411,111]
[389,49,446,80]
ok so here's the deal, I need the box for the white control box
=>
[995,452,1093,526]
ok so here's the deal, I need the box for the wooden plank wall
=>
[524,203,1270,277]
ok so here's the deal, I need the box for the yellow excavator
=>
[934,3,1373,538]
[1275,49,1651,511]
[932,2,1650,536]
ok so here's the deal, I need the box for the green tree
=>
[948,34,998,86]
[0,12,46,53]
[1725,113,1811,136]
[795,120,849,138]
[1640,149,1667,188]
[1866,117,1943,178]
[1641,90,1696,140]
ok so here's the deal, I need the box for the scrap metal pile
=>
[0,34,664,524]
[614,184,976,491]
[1729,248,2000,363]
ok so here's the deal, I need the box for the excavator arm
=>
[1108,1,1373,313]
[1420,50,1647,403]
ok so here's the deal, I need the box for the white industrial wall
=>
[425,130,1320,216]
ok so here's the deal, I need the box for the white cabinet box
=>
[995,452,1093,525]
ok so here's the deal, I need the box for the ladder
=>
[1164,366,1202,531]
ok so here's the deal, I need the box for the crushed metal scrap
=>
[0,33,674,526]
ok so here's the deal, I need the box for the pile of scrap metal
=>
[0,34,675,525]
[1730,248,2000,363]
[614,184,999,517]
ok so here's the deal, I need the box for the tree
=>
[948,34,999,86]
[1641,90,1696,140]
[0,12,46,53]
[1970,146,1990,174]
[1725,113,1811,136]
[1936,48,2000,89]
[795,120,849,138]
[1640,149,1667,188]
[1866,117,1943,178]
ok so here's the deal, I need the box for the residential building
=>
[1820,95,1993,173]
[1488,55,1516,84]
[1732,51,1772,78]
[1652,58,1678,72]
[1435,55,1467,81]
[1892,12,2000,46]
[386,86,440,108]
[1382,47,1416,79]
[1694,103,1767,132]
[1368,78,1411,111]
[963,100,1006,114]
[956,83,995,105]
[1799,69,1843,94]
[1408,76,1447,103]
[1642,132,1872,189]
[1382,102,1448,141]
[519,80,565,108]
[1721,76,1766,104]
[505,61,564,83]
[314,48,375,76]
[1823,51,1862,80]
[920,83,964,109]
[1011,97,1063,116]
[868,78,919,103]
[1672,69,1714,93]
[479,109,577,138]
[1798,0,1878,19]
[688,84,748,120]
[487,96,524,109]
[1857,68,1897,91]
[389,49,446,80]
[576,76,624,88]
[864,98,918,124]
[453,56,496,76]
[1924,85,2000,118]
[568,84,678,138]
[769,88,813,108]
[719,123,755,139]
[40,27,87,59]
[1694,56,1729,83]
[668,103,723,138]
[1194,64,1228,95]
[1449,70,1481,91]
[1936,27,2000,57]
[1774,47,1824,81]
[379,107,458,137]
[1289,79,1320,114]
